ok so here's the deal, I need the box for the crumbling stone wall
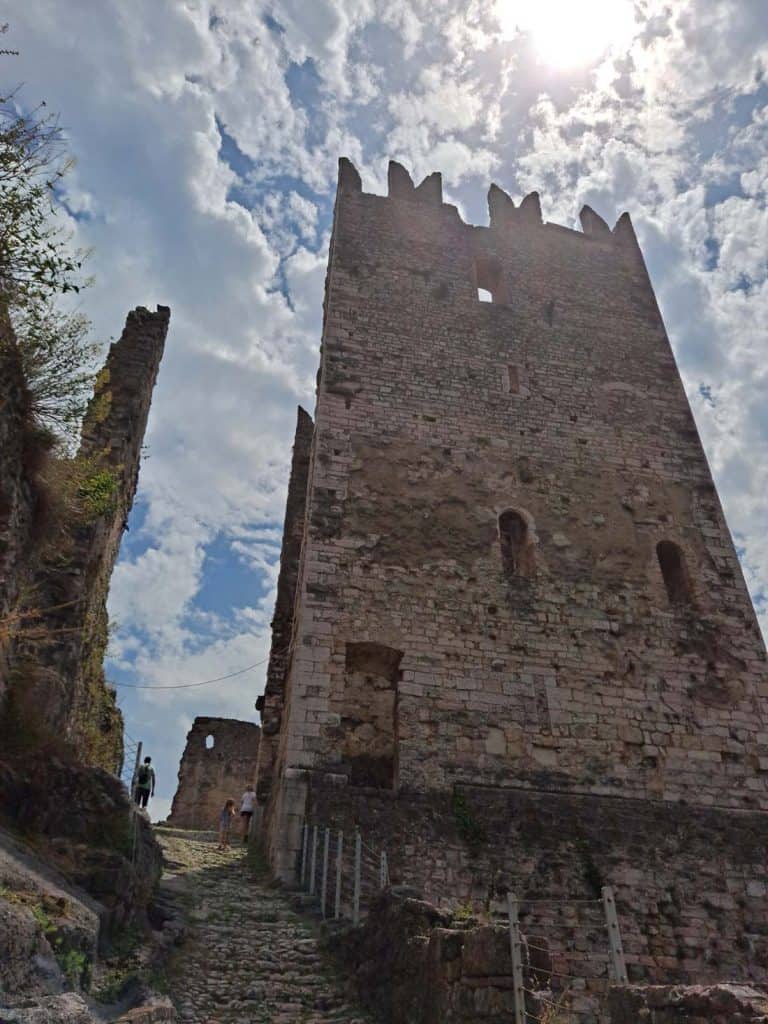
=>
[168,716,261,830]
[2,306,169,772]
[607,984,768,1023]
[260,158,768,885]
[308,785,768,990]
[330,892,516,1024]
[254,407,313,812]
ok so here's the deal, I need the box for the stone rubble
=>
[156,827,378,1024]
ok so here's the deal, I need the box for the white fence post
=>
[309,825,318,896]
[353,828,362,926]
[602,886,629,984]
[335,830,343,920]
[321,827,330,918]
[507,893,525,1024]
[300,823,309,886]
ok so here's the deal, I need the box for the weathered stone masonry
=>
[257,158,768,985]
[168,716,260,830]
[1,306,169,771]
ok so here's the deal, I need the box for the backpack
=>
[137,765,151,787]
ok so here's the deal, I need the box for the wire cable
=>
[113,655,269,690]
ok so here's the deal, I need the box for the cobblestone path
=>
[156,827,377,1024]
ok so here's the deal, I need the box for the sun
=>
[497,0,637,69]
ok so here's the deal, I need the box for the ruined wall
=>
[262,158,768,870]
[255,407,313,810]
[308,785,768,991]
[3,305,170,772]
[168,716,261,830]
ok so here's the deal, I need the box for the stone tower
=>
[168,716,261,830]
[256,161,768,985]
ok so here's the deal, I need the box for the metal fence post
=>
[300,823,309,886]
[321,827,330,918]
[379,849,388,890]
[335,830,343,920]
[602,886,629,984]
[309,825,318,896]
[353,828,362,926]
[507,893,525,1024]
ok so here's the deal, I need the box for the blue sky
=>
[8,0,768,819]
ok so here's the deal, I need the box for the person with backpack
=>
[134,756,155,808]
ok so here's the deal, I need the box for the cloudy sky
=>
[8,0,768,819]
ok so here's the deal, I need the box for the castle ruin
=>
[253,159,768,988]
[168,716,261,830]
[0,305,169,770]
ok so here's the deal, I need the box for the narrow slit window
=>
[499,509,535,577]
[656,541,692,605]
[205,734,215,750]
[505,365,520,394]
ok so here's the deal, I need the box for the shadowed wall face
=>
[266,159,768,813]
[168,716,260,830]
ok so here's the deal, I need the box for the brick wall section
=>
[168,716,261,830]
[266,158,767,819]
[255,407,314,809]
[7,306,169,771]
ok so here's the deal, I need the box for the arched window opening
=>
[656,541,692,605]
[474,256,509,305]
[205,734,215,750]
[499,509,535,577]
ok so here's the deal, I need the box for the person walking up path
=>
[156,826,378,1024]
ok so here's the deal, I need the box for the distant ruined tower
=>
[168,716,261,830]
[256,160,768,985]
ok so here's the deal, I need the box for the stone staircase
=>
[156,828,377,1024]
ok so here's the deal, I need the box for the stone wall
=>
[255,407,313,811]
[329,892,516,1024]
[307,784,768,990]
[607,984,768,1022]
[260,157,768,879]
[3,306,170,772]
[168,716,261,830]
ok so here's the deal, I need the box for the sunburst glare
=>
[497,0,637,68]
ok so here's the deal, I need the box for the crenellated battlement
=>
[337,156,640,250]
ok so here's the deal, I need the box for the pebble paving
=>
[156,827,377,1024]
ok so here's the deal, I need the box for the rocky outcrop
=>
[167,717,261,830]
[0,755,162,934]
[5,305,170,773]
